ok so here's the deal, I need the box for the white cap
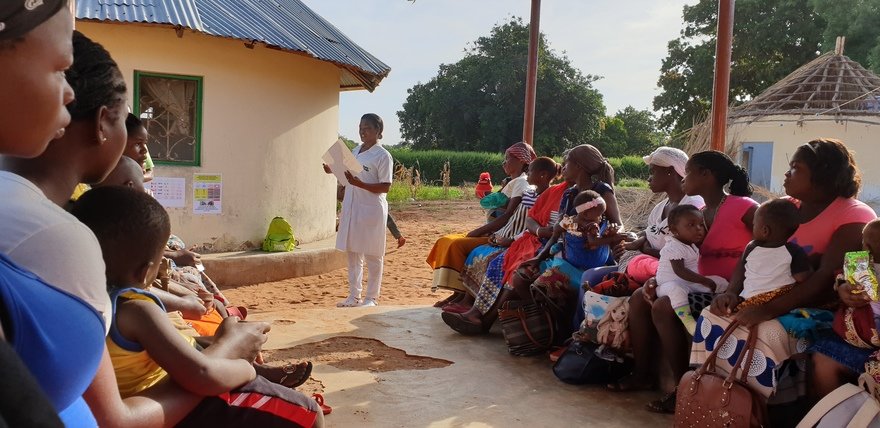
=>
[643,146,689,178]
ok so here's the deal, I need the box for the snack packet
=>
[844,251,880,301]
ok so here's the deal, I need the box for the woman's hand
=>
[838,281,872,308]
[643,278,658,303]
[323,163,332,174]
[213,317,271,362]
[466,229,483,238]
[733,304,773,327]
[167,249,201,267]
[710,292,741,316]
[612,241,627,261]
[344,171,363,188]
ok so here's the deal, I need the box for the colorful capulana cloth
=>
[691,308,806,399]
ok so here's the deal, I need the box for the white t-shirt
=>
[740,242,811,299]
[656,236,701,285]
[501,174,531,199]
[0,171,110,331]
[644,195,705,250]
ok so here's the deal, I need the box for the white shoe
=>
[336,296,360,307]
[358,299,378,307]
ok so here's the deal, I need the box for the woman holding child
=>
[426,142,537,307]
[612,150,758,413]
[698,139,875,406]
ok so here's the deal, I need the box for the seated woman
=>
[426,142,536,307]
[614,150,758,413]
[811,219,880,398]
[696,139,875,409]
[442,157,561,313]
[623,147,705,283]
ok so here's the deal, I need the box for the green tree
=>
[811,0,880,73]
[397,18,605,156]
[654,0,826,134]
[614,106,663,156]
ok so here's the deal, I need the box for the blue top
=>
[0,254,105,427]
[563,220,611,270]
[559,181,614,217]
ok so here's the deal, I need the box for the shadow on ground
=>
[252,306,671,428]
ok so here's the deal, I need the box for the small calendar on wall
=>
[149,177,186,208]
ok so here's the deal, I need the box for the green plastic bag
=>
[262,217,297,252]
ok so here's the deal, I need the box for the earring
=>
[101,136,108,142]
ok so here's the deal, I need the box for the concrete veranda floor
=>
[251,305,673,427]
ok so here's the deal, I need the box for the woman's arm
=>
[119,300,255,396]
[525,217,554,240]
[741,205,757,231]
[468,196,523,237]
[150,287,208,319]
[601,190,622,226]
[735,223,865,325]
[344,171,391,194]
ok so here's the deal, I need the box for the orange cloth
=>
[426,234,489,291]
[184,306,224,336]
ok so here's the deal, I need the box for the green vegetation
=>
[617,178,649,188]
[387,182,465,203]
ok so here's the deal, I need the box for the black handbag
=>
[552,340,632,384]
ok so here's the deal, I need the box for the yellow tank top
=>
[108,289,197,398]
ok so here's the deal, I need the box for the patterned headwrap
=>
[0,0,66,40]
[505,141,537,165]
[568,144,615,189]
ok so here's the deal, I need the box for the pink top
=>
[698,195,758,280]
[786,197,876,266]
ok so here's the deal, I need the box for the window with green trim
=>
[134,71,203,166]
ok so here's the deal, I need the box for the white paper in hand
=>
[322,138,363,185]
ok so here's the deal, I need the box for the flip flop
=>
[279,361,312,389]
[645,389,677,414]
[441,311,488,335]
[441,303,471,314]
[312,394,332,415]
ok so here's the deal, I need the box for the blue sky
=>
[307,0,696,146]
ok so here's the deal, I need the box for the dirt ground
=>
[224,200,486,313]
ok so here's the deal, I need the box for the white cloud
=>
[306,0,695,146]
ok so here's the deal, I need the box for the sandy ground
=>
[224,200,484,313]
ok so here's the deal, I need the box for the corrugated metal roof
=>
[76,0,390,91]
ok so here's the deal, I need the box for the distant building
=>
[76,0,390,251]
[725,45,880,205]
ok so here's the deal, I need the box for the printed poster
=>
[193,173,222,214]
[149,177,186,208]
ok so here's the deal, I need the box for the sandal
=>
[606,373,655,392]
[645,389,677,414]
[441,303,471,314]
[433,292,461,308]
[312,393,332,415]
[441,312,489,335]
[278,361,313,389]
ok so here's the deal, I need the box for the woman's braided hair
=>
[66,31,127,121]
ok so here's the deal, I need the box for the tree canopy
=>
[397,18,605,156]
[655,0,880,135]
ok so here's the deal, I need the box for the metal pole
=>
[70,0,76,28]
[522,0,541,146]
[710,0,734,152]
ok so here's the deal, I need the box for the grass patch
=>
[387,182,465,203]
[618,178,648,188]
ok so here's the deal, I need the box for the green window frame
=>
[133,71,203,166]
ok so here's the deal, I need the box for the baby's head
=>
[94,156,145,191]
[573,190,606,224]
[752,199,800,245]
[71,186,170,289]
[862,219,880,260]
[668,204,705,245]
[527,157,561,187]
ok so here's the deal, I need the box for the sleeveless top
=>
[107,287,197,398]
[0,254,105,427]
[698,195,758,280]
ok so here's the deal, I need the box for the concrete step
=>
[201,236,345,288]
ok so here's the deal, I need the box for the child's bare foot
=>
[257,361,312,389]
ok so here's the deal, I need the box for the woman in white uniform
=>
[324,114,394,307]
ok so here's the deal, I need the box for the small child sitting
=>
[654,205,730,335]
[737,198,810,303]
[71,187,323,427]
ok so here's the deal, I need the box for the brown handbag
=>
[674,321,769,428]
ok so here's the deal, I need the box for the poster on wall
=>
[193,173,222,215]
[148,177,186,208]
